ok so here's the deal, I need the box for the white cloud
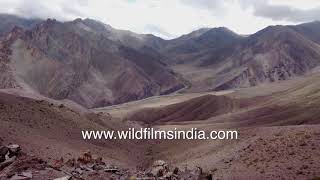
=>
[239,0,320,23]
[0,0,319,39]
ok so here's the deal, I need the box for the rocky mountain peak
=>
[5,26,24,41]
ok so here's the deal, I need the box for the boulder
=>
[94,156,104,165]
[164,171,173,178]
[53,176,71,180]
[92,164,103,171]
[78,151,93,164]
[7,144,21,156]
[0,146,9,157]
[80,164,94,172]
[150,166,164,177]
[153,160,166,167]
[150,160,169,177]
[10,172,33,180]
[0,156,16,170]
[0,156,4,163]
[72,168,83,175]
[0,146,9,162]
[173,167,179,174]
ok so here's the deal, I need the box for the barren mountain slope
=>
[75,18,168,51]
[0,19,184,108]
[161,27,243,65]
[0,91,149,168]
[0,14,40,37]
[122,71,320,179]
[152,125,320,180]
[172,25,320,92]
[213,25,320,90]
[290,21,320,44]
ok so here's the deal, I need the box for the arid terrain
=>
[0,14,320,179]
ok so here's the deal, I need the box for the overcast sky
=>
[0,0,320,39]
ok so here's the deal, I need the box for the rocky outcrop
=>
[0,27,24,89]
[0,145,213,180]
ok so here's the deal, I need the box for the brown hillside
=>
[126,94,240,124]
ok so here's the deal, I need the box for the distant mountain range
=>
[161,21,320,92]
[1,14,320,107]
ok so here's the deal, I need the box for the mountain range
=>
[1,14,320,107]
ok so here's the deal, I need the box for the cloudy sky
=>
[0,0,320,39]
